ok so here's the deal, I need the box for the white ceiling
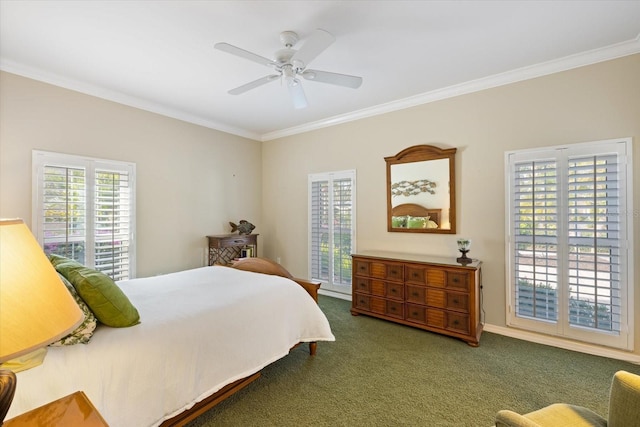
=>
[1,1,639,141]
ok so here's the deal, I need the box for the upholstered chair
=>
[495,370,640,427]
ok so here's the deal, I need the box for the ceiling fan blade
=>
[228,74,280,95]
[215,42,275,67]
[301,69,363,89]
[290,29,335,68]
[288,79,308,109]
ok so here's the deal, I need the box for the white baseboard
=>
[484,323,640,364]
[318,289,352,301]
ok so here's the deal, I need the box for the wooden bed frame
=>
[160,257,321,427]
[391,203,441,227]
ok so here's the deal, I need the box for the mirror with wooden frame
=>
[385,145,456,234]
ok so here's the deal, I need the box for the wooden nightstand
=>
[4,391,108,426]
[207,234,258,265]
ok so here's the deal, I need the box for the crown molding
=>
[0,60,262,141]
[261,35,640,141]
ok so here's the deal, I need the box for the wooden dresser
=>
[351,251,483,346]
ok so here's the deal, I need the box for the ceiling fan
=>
[215,29,363,109]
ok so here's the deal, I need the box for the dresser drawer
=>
[354,294,403,319]
[386,282,404,300]
[446,312,470,334]
[213,235,254,248]
[406,303,426,324]
[406,266,426,284]
[446,292,469,312]
[406,285,426,304]
[385,300,404,319]
[405,265,446,287]
[354,259,404,282]
[371,261,404,281]
[354,259,370,277]
[425,289,469,312]
[446,272,470,291]
[406,304,445,329]
[372,281,404,300]
[353,293,372,311]
[358,279,404,300]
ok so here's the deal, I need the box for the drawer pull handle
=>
[453,299,459,304]
[453,320,459,325]
[412,292,418,297]
[391,289,397,293]
[390,306,396,311]
[412,311,418,316]
[453,278,459,283]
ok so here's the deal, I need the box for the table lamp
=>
[0,219,84,423]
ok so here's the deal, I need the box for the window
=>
[33,151,136,280]
[506,138,633,350]
[309,170,356,296]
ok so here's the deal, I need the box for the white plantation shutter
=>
[506,139,633,350]
[41,165,88,263]
[512,158,559,322]
[33,151,136,280]
[94,168,132,281]
[309,170,356,295]
[567,153,622,332]
[310,179,330,282]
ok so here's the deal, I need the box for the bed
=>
[391,203,441,229]
[6,257,335,426]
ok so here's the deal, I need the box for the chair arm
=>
[495,410,542,427]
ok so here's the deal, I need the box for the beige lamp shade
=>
[0,219,84,362]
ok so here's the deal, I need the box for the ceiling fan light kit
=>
[215,29,363,109]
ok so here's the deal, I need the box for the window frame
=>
[308,169,356,296]
[32,150,136,279]
[505,138,634,350]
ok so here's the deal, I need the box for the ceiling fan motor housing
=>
[279,31,299,47]
[275,48,296,65]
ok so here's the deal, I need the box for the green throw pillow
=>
[50,254,140,328]
[50,273,97,346]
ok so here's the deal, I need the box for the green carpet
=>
[186,296,639,426]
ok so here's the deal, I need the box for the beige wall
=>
[1,55,638,357]
[0,71,262,278]
[262,54,640,356]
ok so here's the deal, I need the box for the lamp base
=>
[0,369,17,423]
[456,249,471,264]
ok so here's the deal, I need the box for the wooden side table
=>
[207,234,258,266]
[4,391,108,426]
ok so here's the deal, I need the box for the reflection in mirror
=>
[385,145,456,234]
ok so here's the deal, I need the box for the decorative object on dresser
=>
[456,238,471,264]
[351,251,482,346]
[207,233,258,265]
[386,145,457,234]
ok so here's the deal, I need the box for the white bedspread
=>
[7,266,335,426]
